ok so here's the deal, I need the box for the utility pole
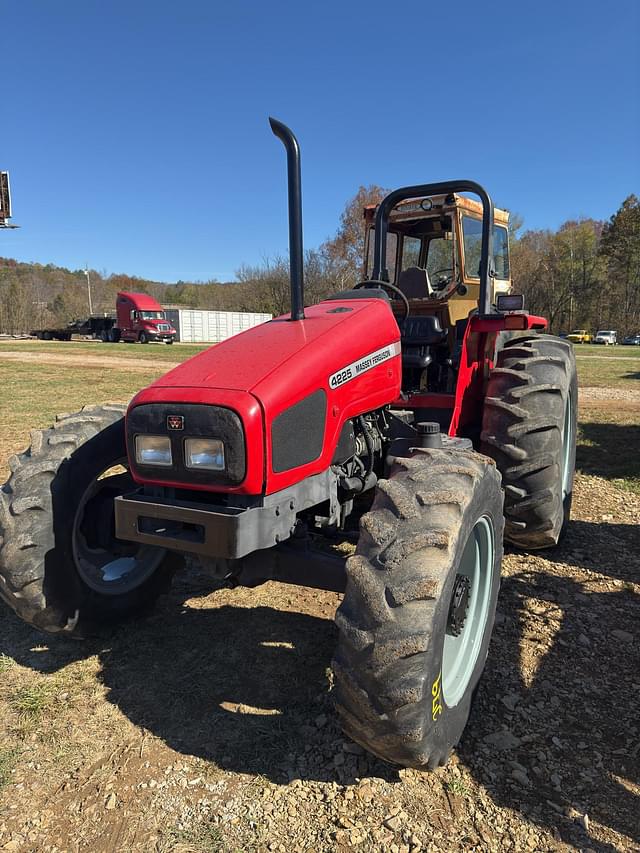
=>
[569,292,574,331]
[84,266,93,315]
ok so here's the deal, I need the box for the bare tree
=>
[321,185,389,287]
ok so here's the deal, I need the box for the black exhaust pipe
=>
[269,117,305,321]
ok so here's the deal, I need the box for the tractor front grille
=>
[126,403,246,487]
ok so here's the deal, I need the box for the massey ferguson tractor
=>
[0,119,577,770]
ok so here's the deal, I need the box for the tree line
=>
[0,191,638,336]
[511,195,640,335]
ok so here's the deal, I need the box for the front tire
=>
[481,334,577,549]
[0,405,179,636]
[333,450,504,769]
[139,332,148,344]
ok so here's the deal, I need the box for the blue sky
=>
[2,0,638,282]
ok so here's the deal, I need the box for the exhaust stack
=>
[269,117,305,321]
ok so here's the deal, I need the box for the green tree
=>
[1,278,31,334]
[599,195,640,333]
[511,219,604,333]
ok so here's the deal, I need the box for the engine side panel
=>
[257,333,401,493]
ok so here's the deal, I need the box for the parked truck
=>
[111,292,176,344]
[31,292,177,344]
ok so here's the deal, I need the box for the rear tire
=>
[0,405,180,636]
[481,334,577,549]
[333,450,504,769]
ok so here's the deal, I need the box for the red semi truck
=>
[31,292,176,344]
[113,292,176,344]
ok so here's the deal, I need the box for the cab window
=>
[462,217,482,278]
[426,235,454,281]
[462,217,510,279]
[401,236,422,271]
[366,229,398,280]
[493,225,510,279]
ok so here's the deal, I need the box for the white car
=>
[594,330,617,345]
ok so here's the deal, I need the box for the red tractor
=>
[0,120,577,769]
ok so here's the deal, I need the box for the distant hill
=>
[0,257,267,334]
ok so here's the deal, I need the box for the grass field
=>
[572,343,640,357]
[573,345,640,387]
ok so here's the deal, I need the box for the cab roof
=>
[364,193,510,227]
[117,291,164,310]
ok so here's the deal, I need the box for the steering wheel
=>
[354,281,410,324]
[430,267,454,285]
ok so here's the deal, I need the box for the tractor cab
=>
[361,193,516,423]
[363,194,512,326]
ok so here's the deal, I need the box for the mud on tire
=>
[481,334,577,549]
[0,405,179,636]
[333,449,504,769]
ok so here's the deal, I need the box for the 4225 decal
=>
[329,341,400,390]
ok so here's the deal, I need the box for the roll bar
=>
[371,181,496,318]
[269,117,305,321]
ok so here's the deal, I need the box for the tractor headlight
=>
[135,435,172,467]
[185,438,225,470]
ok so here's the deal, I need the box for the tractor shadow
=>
[462,524,640,850]
[555,518,640,583]
[0,584,397,786]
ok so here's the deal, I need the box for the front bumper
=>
[114,470,334,560]
[114,492,296,559]
[147,332,175,342]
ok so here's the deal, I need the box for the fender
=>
[449,313,547,436]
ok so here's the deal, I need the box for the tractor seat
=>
[401,315,447,369]
[397,266,432,298]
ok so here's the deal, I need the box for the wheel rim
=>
[72,459,165,596]
[442,516,494,708]
[561,390,573,500]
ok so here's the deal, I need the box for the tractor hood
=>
[146,298,399,396]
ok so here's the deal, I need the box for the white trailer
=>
[163,309,272,343]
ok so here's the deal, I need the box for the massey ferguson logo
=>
[167,415,184,431]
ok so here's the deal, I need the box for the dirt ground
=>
[0,356,638,852]
[0,350,181,374]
